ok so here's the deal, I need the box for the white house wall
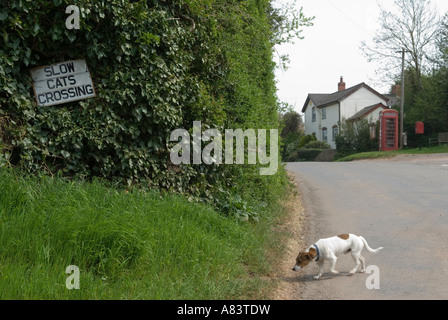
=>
[340,87,387,120]
[304,100,314,136]
[364,107,386,123]
[319,103,339,149]
[304,101,339,149]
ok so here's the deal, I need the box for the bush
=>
[335,119,378,157]
[282,135,327,162]
[298,134,317,148]
[284,148,322,162]
[303,140,330,150]
[297,148,322,161]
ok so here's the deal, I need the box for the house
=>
[301,77,390,149]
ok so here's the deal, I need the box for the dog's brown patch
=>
[337,234,350,240]
[308,247,317,260]
[295,249,315,268]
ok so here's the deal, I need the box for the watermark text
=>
[170,121,278,175]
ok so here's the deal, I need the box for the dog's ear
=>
[308,247,317,259]
[304,253,312,260]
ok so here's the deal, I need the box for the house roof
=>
[347,103,388,121]
[301,82,389,113]
[383,94,400,107]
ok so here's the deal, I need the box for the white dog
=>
[292,234,383,280]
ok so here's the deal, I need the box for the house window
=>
[322,107,326,120]
[312,107,316,122]
[332,125,339,141]
[322,127,328,142]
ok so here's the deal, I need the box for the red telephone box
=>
[379,110,399,151]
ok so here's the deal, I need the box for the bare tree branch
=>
[360,0,440,88]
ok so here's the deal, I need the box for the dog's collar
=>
[312,244,320,261]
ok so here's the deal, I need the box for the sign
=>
[30,59,95,106]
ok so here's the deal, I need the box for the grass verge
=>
[0,167,289,299]
[335,145,448,162]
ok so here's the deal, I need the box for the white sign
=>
[30,59,95,106]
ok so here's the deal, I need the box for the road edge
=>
[269,172,309,300]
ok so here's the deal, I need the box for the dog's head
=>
[292,248,317,272]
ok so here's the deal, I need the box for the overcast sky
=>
[274,0,448,113]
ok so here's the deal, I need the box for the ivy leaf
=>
[31,23,40,36]
[0,9,9,21]
[61,150,70,158]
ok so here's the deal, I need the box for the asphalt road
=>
[285,154,448,300]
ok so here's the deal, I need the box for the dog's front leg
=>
[329,257,339,274]
[314,260,325,280]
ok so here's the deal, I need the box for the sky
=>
[274,0,448,114]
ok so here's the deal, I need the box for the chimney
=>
[391,84,401,98]
[338,76,346,91]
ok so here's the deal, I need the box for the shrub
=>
[284,148,322,162]
[335,119,378,157]
[298,134,317,148]
[283,136,327,162]
[297,148,322,161]
[303,140,330,150]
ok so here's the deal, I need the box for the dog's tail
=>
[360,236,383,253]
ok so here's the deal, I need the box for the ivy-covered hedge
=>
[0,0,310,218]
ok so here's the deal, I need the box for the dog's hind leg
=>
[349,251,362,274]
[359,255,366,273]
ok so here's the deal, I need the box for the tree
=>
[361,0,440,88]
[269,1,314,71]
[401,12,448,137]
[404,72,448,134]
[268,1,314,45]
[280,110,302,138]
[434,13,448,68]
[280,110,303,160]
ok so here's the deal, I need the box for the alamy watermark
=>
[66,265,80,290]
[169,121,279,175]
[365,265,380,290]
[65,5,80,30]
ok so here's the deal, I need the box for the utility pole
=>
[396,48,410,149]
[400,48,405,150]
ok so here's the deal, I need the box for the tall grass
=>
[0,168,286,299]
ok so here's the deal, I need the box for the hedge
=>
[0,1,313,219]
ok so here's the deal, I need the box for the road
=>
[285,154,448,300]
